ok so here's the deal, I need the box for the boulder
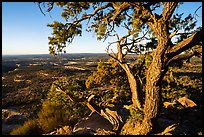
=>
[73,112,114,135]
[2,109,28,135]
[2,124,21,135]
[5,114,27,125]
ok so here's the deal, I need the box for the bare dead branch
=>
[36,2,46,16]
[56,87,85,102]
[107,52,124,64]
[56,87,101,114]
[136,74,143,89]
[125,10,132,18]
[193,5,202,20]
[103,22,116,42]
[120,30,149,53]
[169,29,178,39]
[174,32,195,36]
[106,43,124,64]
[65,2,112,30]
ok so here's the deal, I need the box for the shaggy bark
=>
[131,16,170,134]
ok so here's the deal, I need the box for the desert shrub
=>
[38,77,90,133]
[162,59,202,103]
[10,119,42,135]
[56,125,73,135]
[109,61,130,95]
[122,105,144,132]
[144,54,153,68]
[198,131,202,135]
[37,100,71,133]
[86,59,130,100]
[129,105,144,122]
[86,61,111,88]
[95,128,116,135]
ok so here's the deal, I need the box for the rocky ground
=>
[2,56,202,135]
[2,109,28,135]
[46,56,202,135]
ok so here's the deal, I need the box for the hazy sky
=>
[2,2,202,55]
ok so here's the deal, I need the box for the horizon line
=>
[2,52,107,56]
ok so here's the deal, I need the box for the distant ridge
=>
[2,53,108,58]
[2,53,107,56]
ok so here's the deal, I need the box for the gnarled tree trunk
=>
[128,21,169,134]
[120,63,142,109]
[116,42,142,110]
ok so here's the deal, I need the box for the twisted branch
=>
[56,87,101,114]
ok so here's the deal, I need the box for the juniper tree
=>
[38,2,202,135]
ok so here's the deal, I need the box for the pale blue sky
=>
[2,2,202,55]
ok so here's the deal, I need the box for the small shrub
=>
[85,60,130,100]
[56,125,73,135]
[37,100,71,133]
[95,128,116,135]
[10,119,41,135]
[129,105,144,122]
[38,78,90,134]
[86,61,111,88]
[198,131,202,135]
[145,54,153,68]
